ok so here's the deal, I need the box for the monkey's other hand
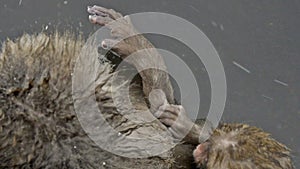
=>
[154,104,212,144]
[154,104,191,141]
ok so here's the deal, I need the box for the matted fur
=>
[0,33,183,169]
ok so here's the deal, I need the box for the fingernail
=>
[101,41,108,49]
[154,111,162,118]
[158,106,164,111]
[159,104,166,110]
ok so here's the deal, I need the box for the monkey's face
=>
[193,142,210,167]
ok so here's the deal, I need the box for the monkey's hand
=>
[154,104,213,145]
[87,5,155,58]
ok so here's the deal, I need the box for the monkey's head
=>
[193,123,294,169]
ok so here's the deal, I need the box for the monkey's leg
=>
[88,5,174,109]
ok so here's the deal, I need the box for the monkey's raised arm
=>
[87,6,174,109]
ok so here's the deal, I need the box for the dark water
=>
[0,0,299,168]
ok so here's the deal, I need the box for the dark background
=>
[0,0,299,168]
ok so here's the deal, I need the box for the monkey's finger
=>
[159,105,180,116]
[89,15,114,26]
[155,111,177,120]
[153,110,163,118]
[124,15,133,25]
[159,118,175,127]
[87,6,108,17]
[101,39,118,50]
[88,5,123,20]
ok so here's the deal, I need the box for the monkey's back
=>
[0,33,183,169]
[0,32,99,168]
